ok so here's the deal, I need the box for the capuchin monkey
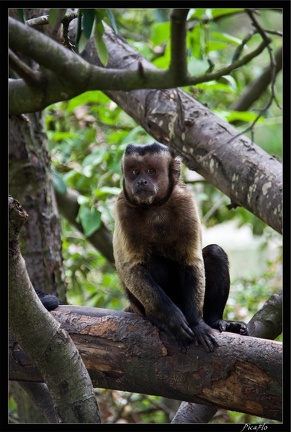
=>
[113,142,248,352]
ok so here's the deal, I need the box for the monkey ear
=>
[172,157,181,179]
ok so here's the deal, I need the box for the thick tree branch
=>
[9,196,101,424]
[171,290,283,423]
[9,305,282,421]
[248,290,282,339]
[9,14,272,115]
[169,9,189,80]
[79,25,282,234]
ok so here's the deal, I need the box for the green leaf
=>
[150,22,170,46]
[196,81,236,94]
[66,91,101,114]
[95,9,107,22]
[211,31,242,46]
[78,31,89,54]
[188,9,207,19]
[78,204,102,237]
[215,110,264,123]
[94,186,121,198]
[52,169,67,194]
[188,58,210,76]
[17,9,25,23]
[207,41,227,52]
[48,9,66,26]
[82,9,95,39]
[94,20,108,66]
[210,8,244,19]
[83,148,108,168]
[50,131,78,142]
[106,9,118,33]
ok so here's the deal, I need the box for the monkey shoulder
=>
[114,186,202,263]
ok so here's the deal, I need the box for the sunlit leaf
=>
[188,9,207,19]
[215,110,264,123]
[210,8,244,18]
[211,31,242,45]
[94,20,108,66]
[196,82,236,93]
[77,204,102,237]
[207,41,227,52]
[66,92,101,114]
[78,31,89,53]
[188,58,210,76]
[50,131,78,141]
[150,22,170,45]
[94,186,121,198]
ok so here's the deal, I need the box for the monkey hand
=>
[147,306,195,352]
[216,319,249,336]
[190,320,218,352]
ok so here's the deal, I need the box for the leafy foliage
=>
[42,7,282,424]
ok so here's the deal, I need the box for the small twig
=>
[26,12,77,51]
[184,37,270,86]
[26,15,49,27]
[265,29,282,37]
[230,47,282,112]
[202,195,227,223]
[232,30,256,62]
[226,9,281,143]
[9,49,43,85]
[62,12,77,51]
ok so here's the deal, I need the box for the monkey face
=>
[123,155,171,205]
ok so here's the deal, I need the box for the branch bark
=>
[9,305,282,421]
[171,289,283,423]
[9,16,282,233]
[247,290,282,339]
[9,196,101,423]
[9,12,272,115]
[80,25,282,234]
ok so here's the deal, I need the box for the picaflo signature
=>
[241,424,268,432]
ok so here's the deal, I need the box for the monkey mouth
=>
[134,188,155,204]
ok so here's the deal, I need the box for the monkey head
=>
[121,142,181,206]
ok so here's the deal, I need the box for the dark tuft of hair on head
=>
[125,142,170,157]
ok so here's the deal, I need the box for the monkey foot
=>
[216,319,249,336]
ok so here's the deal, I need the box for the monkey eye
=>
[132,169,140,175]
[147,168,156,175]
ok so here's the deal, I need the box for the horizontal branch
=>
[82,25,282,234]
[9,305,282,421]
[9,15,271,115]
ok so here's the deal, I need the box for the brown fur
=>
[113,143,216,351]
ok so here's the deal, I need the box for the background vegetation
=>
[9,7,282,424]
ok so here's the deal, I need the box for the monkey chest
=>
[141,211,188,252]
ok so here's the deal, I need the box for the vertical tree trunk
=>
[9,113,66,423]
[9,114,66,301]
